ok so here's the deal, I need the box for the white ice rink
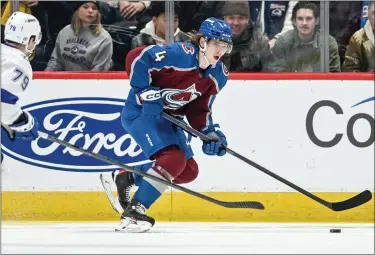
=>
[2,222,374,254]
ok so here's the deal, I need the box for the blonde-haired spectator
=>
[343,1,374,72]
[46,1,113,71]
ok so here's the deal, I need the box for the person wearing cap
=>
[45,1,113,71]
[131,2,190,49]
[220,1,270,71]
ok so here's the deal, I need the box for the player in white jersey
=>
[1,12,42,162]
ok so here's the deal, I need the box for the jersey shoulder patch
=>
[212,60,229,89]
[180,43,196,55]
[173,42,197,57]
[205,60,229,93]
[222,62,229,77]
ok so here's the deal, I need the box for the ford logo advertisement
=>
[1,97,149,172]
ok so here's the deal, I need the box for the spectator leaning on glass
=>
[343,1,374,72]
[106,0,149,20]
[45,1,113,71]
[247,1,298,49]
[268,2,340,72]
[220,1,270,72]
[131,2,189,49]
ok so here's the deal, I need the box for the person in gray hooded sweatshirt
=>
[45,1,113,71]
[131,2,190,49]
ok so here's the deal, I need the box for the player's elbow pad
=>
[137,87,164,119]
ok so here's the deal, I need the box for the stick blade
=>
[220,201,265,210]
[331,190,372,212]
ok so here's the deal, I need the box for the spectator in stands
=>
[310,1,362,66]
[106,1,149,21]
[343,1,374,72]
[131,2,189,49]
[247,1,298,49]
[220,1,270,71]
[177,1,223,34]
[1,1,38,25]
[329,2,362,66]
[1,1,38,43]
[45,1,113,71]
[103,0,149,29]
[361,1,369,28]
[268,2,340,72]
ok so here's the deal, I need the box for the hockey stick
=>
[99,173,125,214]
[37,131,264,210]
[162,113,373,212]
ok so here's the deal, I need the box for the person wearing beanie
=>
[221,1,251,38]
[131,2,189,49]
[220,1,270,71]
[45,1,113,71]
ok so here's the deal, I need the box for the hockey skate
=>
[112,169,135,210]
[115,199,155,233]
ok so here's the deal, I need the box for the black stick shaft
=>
[162,113,372,211]
[37,131,264,210]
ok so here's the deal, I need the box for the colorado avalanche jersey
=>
[125,42,229,132]
[1,43,33,125]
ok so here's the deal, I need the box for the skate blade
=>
[115,220,152,233]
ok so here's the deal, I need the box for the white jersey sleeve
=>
[1,44,33,125]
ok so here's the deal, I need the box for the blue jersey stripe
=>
[1,88,19,105]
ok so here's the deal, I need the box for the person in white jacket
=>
[130,2,190,49]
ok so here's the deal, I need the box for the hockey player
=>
[113,17,233,233]
[1,12,42,162]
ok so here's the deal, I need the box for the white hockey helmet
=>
[4,12,42,54]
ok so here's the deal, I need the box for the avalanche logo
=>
[222,63,229,77]
[161,84,201,109]
[1,97,149,172]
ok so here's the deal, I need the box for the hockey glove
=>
[201,124,227,157]
[8,111,39,140]
[138,87,163,120]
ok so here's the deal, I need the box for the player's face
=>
[224,14,249,37]
[294,9,317,38]
[205,39,230,64]
[369,3,375,33]
[78,2,99,24]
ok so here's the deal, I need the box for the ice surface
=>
[2,222,374,254]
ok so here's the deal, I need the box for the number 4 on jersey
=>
[155,51,166,62]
